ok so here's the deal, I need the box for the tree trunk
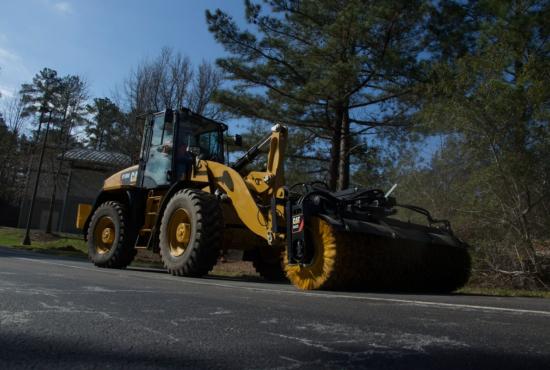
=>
[97,129,104,150]
[19,111,45,208]
[0,133,16,182]
[45,108,72,234]
[45,172,58,234]
[337,107,350,190]
[328,111,342,191]
[57,167,73,232]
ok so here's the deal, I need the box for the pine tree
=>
[20,68,62,140]
[45,75,88,233]
[206,0,427,189]
[86,98,124,151]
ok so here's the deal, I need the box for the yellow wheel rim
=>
[285,217,337,290]
[167,208,192,257]
[94,216,116,255]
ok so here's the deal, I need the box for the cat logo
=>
[121,170,138,185]
[292,214,304,233]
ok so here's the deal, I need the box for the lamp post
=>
[22,110,52,245]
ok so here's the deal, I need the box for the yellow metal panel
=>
[76,203,92,229]
[103,173,121,190]
[205,161,268,240]
[103,165,139,191]
[244,171,271,194]
[190,162,210,183]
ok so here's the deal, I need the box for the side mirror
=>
[234,134,243,147]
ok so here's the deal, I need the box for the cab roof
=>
[177,107,228,132]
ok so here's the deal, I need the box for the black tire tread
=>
[252,247,287,282]
[159,189,223,277]
[87,201,136,269]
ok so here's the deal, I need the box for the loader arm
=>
[195,124,287,244]
[203,162,268,239]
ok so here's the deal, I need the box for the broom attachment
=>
[284,182,471,292]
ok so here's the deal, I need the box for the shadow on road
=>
[0,332,215,369]
[0,331,548,370]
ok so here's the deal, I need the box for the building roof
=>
[62,148,132,169]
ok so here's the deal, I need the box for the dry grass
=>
[210,260,261,280]
[136,249,261,279]
[458,286,550,298]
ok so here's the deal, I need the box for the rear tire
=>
[252,246,287,282]
[87,201,136,269]
[159,189,223,276]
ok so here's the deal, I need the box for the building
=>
[18,148,131,234]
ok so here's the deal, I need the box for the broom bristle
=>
[285,217,471,292]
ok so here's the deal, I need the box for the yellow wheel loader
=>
[76,108,470,291]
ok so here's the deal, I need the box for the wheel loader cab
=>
[139,109,227,189]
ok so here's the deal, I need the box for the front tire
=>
[87,201,136,268]
[159,189,223,276]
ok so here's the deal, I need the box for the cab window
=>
[197,131,222,161]
[142,114,173,188]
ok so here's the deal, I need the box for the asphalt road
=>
[1,246,549,370]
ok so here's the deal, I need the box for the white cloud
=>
[0,85,14,98]
[53,1,73,14]
[0,47,32,97]
[0,47,19,63]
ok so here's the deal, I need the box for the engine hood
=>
[103,165,139,190]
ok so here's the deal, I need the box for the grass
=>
[0,226,87,257]
[458,286,550,299]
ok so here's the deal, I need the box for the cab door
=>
[140,110,175,189]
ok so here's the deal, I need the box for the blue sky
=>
[0,0,245,99]
[0,0,438,168]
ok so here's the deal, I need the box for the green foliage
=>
[234,122,330,184]
[85,97,125,151]
[207,0,428,189]
[19,68,63,138]
[405,0,550,287]
[19,68,88,141]
[0,68,89,224]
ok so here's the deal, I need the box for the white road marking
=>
[4,252,550,317]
